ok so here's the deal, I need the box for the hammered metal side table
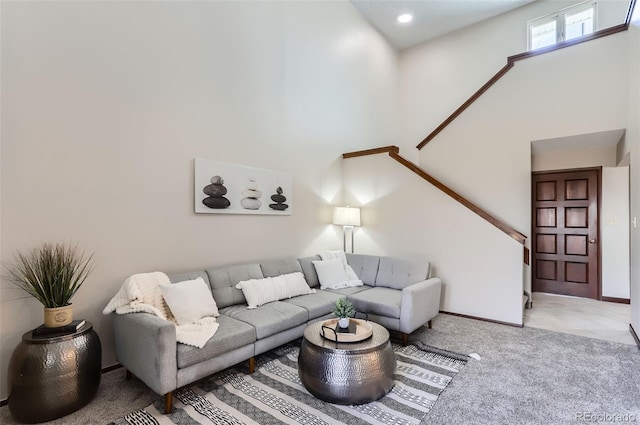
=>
[8,321,102,423]
[298,320,396,405]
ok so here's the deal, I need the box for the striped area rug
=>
[111,342,467,425]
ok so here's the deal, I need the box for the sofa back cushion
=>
[206,263,264,308]
[298,255,321,288]
[166,270,211,289]
[345,254,380,286]
[260,259,303,278]
[375,257,430,290]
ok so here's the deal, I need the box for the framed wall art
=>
[194,158,292,215]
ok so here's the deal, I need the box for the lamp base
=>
[343,226,355,254]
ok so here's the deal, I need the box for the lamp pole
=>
[343,225,355,253]
[333,206,361,254]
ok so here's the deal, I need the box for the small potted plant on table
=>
[333,298,355,329]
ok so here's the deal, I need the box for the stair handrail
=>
[343,146,527,245]
[417,0,637,150]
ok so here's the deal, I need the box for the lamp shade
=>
[333,206,361,226]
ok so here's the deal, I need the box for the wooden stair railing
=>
[417,0,637,150]
[343,146,527,246]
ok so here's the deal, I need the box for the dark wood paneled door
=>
[532,169,600,299]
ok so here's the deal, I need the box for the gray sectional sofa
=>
[110,253,441,412]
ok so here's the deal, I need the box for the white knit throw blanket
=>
[319,250,364,289]
[103,272,219,348]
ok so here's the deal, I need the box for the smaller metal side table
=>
[298,320,396,405]
[8,321,102,424]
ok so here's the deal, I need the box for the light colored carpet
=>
[1,314,639,424]
[414,315,640,425]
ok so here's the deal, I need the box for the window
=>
[528,2,597,50]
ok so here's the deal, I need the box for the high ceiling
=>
[350,0,538,50]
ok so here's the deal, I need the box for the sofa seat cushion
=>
[283,291,344,320]
[349,287,401,319]
[220,301,308,339]
[177,315,256,369]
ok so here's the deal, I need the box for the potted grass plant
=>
[5,242,95,327]
[333,298,355,328]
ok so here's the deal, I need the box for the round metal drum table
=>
[7,321,102,423]
[298,320,396,405]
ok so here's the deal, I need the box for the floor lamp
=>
[333,206,361,253]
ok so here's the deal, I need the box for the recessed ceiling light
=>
[397,14,413,24]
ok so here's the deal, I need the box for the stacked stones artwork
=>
[240,178,262,210]
[269,186,289,211]
[202,175,230,209]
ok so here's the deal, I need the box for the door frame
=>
[531,166,602,300]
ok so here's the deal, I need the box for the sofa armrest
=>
[399,277,442,334]
[112,313,177,395]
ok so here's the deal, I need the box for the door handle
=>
[589,239,597,244]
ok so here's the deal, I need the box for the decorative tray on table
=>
[319,318,373,342]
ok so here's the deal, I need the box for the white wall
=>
[397,0,629,161]
[601,166,631,299]
[342,154,524,325]
[0,0,398,399]
[414,33,628,239]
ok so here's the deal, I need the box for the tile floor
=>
[524,292,636,345]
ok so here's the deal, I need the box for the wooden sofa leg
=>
[401,332,409,347]
[125,369,132,380]
[428,320,432,329]
[248,356,255,374]
[165,392,173,414]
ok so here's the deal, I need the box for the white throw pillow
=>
[236,272,313,309]
[313,258,350,289]
[281,272,315,298]
[160,277,219,325]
